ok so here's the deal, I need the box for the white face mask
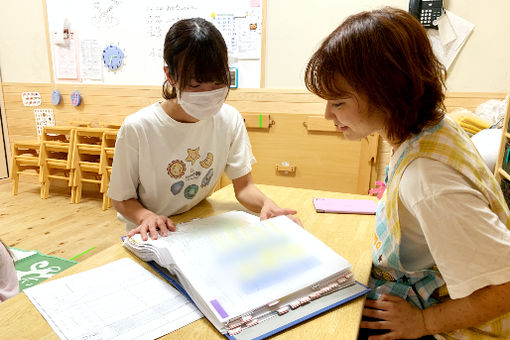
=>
[177,86,228,120]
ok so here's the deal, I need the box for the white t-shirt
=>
[390,145,510,299]
[107,102,255,228]
[0,243,18,302]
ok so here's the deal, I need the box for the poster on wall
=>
[52,33,79,80]
[33,109,55,136]
[45,0,264,87]
[80,39,103,80]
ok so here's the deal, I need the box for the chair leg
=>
[102,193,108,210]
[70,185,76,203]
[41,180,50,199]
[12,174,19,195]
[10,160,19,195]
[74,183,83,204]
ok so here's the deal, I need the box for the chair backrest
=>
[99,122,122,130]
[68,121,92,128]
[75,127,105,145]
[41,126,74,144]
[13,141,40,158]
[73,127,106,173]
[40,126,76,169]
[99,130,118,173]
[102,130,118,149]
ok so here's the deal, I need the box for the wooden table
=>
[1,184,375,340]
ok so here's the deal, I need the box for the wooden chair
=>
[10,141,41,195]
[99,129,118,210]
[39,126,76,199]
[71,127,107,204]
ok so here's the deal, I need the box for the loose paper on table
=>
[25,257,202,340]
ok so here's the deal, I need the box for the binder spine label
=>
[210,299,228,318]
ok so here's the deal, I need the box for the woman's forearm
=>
[423,281,510,335]
[231,173,273,213]
[112,198,156,225]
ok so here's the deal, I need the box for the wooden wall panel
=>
[443,92,507,112]
[1,82,505,193]
[1,83,335,144]
[246,113,364,193]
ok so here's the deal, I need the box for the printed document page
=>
[25,258,202,340]
[140,211,352,326]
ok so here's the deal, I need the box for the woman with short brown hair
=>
[306,7,510,340]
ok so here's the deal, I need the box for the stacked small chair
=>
[10,140,41,195]
[11,122,120,209]
[99,129,118,210]
[71,127,106,204]
[39,126,76,199]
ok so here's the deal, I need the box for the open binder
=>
[123,211,370,339]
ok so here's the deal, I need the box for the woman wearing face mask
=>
[108,18,298,240]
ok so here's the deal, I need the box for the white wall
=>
[0,0,51,83]
[1,0,509,92]
[443,0,510,92]
[265,0,406,89]
[264,0,510,92]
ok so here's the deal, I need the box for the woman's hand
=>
[260,201,302,227]
[231,173,303,227]
[361,294,427,340]
[127,213,176,241]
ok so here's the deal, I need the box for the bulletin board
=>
[44,0,265,88]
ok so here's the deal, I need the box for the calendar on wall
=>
[45,0,264,88]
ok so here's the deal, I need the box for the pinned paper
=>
[34,109,55,136]
[53,32,79,80]
[437,13,456,46]
[427,10,474,70]
[22,92,42,106]
[54,18,71,46]
[80,39,103,80]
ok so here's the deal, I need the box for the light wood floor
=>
[0,178,124,262]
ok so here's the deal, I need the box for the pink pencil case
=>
[312,197,377,215]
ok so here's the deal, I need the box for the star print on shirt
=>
[186,147,200,165]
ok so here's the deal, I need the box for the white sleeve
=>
[400,158,510,299]
[106,123,140,201]
[224,111,256,180]
[0,243,18,302]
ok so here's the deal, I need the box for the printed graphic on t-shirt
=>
[201,168,214,187]
[167,160,186,178]
[185,170,201,181]
[184,184,199,199]
[200,152,213,168]
[186,147,201,165]
[171,181,184,195]
[168,147,216,199]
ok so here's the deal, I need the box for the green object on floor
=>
[69,246,96,260]
[9,248,77,292]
